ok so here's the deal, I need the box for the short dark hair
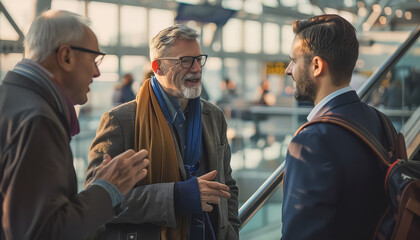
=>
[293,14,359,85]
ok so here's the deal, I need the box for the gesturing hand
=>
[94,149,149,195]
[197,170,231,212]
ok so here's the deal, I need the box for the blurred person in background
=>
[0,10,149,240]
[113,73,136,106]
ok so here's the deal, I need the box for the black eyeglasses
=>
[157,54,208,69]
[69,46,106,66]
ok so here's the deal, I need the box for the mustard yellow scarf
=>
[134,78,188,240]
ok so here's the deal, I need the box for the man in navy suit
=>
[281,14,389,239]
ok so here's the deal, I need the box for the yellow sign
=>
[266,62,286,75]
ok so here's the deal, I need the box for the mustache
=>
[183,73,202,80]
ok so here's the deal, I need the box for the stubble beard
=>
[294,68,317,102]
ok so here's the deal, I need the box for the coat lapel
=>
[201,101,218,172]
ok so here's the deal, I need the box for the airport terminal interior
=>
[1,0,419,239]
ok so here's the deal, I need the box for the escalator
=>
[238,25,420,238]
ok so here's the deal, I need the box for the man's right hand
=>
[197,170,231,212]
[93,149,149,195]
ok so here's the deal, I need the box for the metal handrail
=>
[239,162,285,229]
[357,25,420,101]
[238,25,420,230]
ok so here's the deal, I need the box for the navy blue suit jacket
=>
[281,90,389,240]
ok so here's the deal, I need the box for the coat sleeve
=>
[2,116,114,240]
[281,128,341,240]
[86,111,177,227]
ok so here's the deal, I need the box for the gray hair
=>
[24,10,91,63]
[149,24,199,61]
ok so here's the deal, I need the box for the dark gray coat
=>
[86,99,240,240]
[0,72,114,240]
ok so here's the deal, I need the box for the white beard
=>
[178,72,202,99]
[180,84,202,99]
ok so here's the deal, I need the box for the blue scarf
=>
[151,76,203,177]
[151,77,215,240]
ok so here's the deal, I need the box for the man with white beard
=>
[85,25,239,240]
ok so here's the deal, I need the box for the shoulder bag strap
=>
[295,113,391,167]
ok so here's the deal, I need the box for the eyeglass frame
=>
[156,54,208,69]
[55,45,106,66]
[70,46,106,66]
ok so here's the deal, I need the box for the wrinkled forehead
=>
[166,39,201,57]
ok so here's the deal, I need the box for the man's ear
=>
[312,56,326,77]
[56,45,73,71]
[152,60,162,75]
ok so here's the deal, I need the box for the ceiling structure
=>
[1,0,419,55]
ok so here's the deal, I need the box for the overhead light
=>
[372,4,381,13]
[358,7,367,17]
[395,9,403,18]
[379,16,387,24]
[362,22,370,31]
[405,11,412,20]
[356,59,365,69]
[344,0,353,8]
[384,7,392,16]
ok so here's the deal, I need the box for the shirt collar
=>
[307,86,353,121]
[155,83,186,124]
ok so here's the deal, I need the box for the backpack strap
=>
[295,113,391,167]
[373,108,408,160]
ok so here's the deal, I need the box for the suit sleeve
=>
[281,129,341,240]
[86,111,177,227]
[3,117,113,240]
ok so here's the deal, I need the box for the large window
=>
[1,0,34,33]
[88,2,118,46]
[245,59,261,102]
[0,53,22,82]
[223,18,243,52]
[88,54,119,112]
[0,13,20,40]
[148,9,174,43]
[202,23,217,48]
[202,57,223,101]
[121,6,148,47]
[51,0,85,16]
[263,23,280,54]
[244,20,261,54]
[281,25,293,54]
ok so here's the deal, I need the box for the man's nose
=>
[93,64,101,78]
[285,62,292,75]
[189,59,202,72]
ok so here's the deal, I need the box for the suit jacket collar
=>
[313,90,361,118]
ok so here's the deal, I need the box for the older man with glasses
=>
[86,24,239,240]
[0,10,149,240]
